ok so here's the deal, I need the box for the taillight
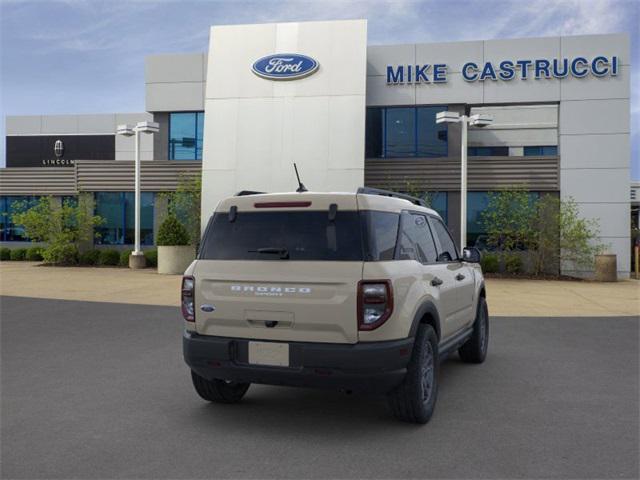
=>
[181,276,195,322]
[358,280,393,331]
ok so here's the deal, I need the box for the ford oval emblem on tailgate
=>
[251,53,319,80]
[200,304,215,312]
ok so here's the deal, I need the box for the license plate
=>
[248,341,289,367]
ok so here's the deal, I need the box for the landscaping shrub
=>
[0,248,10,261]
[98,249,120,266]
[11,195,103,265]
[144,249,158,267]
[480,253,499,273]
[42,244,79,265]
[157,214,190,246]
[79,249,101,266]
[504,253,523,275]
[10,248,27,261]
[119,250,133,267]
[26,246,43,261]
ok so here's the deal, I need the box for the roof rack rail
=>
[235,190,266,197]
[356,187,427,207]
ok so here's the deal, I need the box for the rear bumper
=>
[183,331,414,393]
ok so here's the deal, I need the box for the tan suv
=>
[182,188,488,424]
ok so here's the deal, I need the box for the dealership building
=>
[0,20,632,277]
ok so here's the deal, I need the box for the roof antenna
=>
[293,163,308,193]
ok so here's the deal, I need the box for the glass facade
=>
[524,145,558,156]
[468,146,509,156]
[427,192,448,223]
[94,192,154,245]
[366,107,448,158]
[0,196,39,242]
[168,112,204,160]
[467,191,540,248]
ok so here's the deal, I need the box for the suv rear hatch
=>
[193,193,363,344]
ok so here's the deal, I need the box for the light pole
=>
[116,121,159,268]
[436,111,492,249]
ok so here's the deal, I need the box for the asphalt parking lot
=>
[1,296,638,479]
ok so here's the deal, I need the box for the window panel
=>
[95,192,124,245]
[524,145,558,156]
[361,211,399,261]
[468,146,509,156]
[1,196,39,242]
[365,108,383,158]
[427,192,448,223]
[385,108,415,157]
[366,106,448,159]
[124,192,155,245]
[397,212,438,263]
[417,107,448,157]
[169,112,204,160]
[429,217,458,261]
[95,192,154,245]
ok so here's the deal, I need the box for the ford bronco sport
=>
[182,188,488,424]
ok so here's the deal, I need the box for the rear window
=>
[199,211,364,261]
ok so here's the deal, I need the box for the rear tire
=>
[458,296,489,364]
[387,324,439,424]
[191,371,250,404]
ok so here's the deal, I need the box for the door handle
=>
[431,277,443,287]
[455,273,466,281]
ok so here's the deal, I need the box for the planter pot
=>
[594,254,617,282]
[157,246,195,275]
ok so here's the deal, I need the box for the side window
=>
[429,217,459,262]
[397,212,438,263]
[362,211,400,261]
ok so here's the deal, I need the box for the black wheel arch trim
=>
[408,301,442,340]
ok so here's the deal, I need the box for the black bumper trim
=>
[183,331,414,393]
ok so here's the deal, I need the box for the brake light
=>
[358,280,393,330]
[181,276,195,322]
[254,201,312,208]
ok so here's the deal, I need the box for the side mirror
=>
[462,247,481,263]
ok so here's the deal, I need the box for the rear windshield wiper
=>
[248,247,290,259]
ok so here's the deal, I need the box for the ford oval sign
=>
[252,54,319,81]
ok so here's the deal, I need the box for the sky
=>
[1,0,638,177]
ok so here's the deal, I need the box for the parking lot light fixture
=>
[116,121,159,268]
[436,111,492,249]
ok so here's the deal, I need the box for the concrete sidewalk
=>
[0,261,638,317]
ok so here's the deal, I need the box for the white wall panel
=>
[6,116,41,134]
[484,36,561,64]
[560,99,629,135]
[483,77,561,103]
[415,40,483,73]
[201,20,367,228]
[414,73,483,104]
[366,75,415,106]
[560,134,629,169]
[560,168,629,203]
[561,66,630,101]
[366,44,415,77]
[576,203,629,238]
[468,128,557,147]
[146,82,205,112]
[41,115,78,134]
[145,53,205,83]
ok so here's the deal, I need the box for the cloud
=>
[1,0,638,175]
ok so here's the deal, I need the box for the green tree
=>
[11,195,103,265]
[480,187,535,252]
[558,197,605,271]
[157,214,190,246]
[529,195,605,274]
[161,174,201,246]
